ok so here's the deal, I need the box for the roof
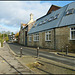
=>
[46,5,61,15]
[28,2,75,34]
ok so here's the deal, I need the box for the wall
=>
[55,26,75,52]
[27,29,55,49]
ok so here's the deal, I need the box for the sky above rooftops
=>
[0,1,74,33]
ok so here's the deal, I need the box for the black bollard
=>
[37,47,39,58]
[66,46,68,55]
[20,47,22,57]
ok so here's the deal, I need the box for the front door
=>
[25,31,27,46]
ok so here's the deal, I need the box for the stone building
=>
[28,2,75,52]
[19,13,35,45]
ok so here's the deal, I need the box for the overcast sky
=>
[0,1,73,33]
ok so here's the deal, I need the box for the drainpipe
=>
[54,28,56,50]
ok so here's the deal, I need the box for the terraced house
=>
[28,2,75,52]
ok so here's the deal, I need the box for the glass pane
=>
[49,34,51,40]
[37,36,39,40]
[74,31,75,39]
[71,31,73,39]
[73,9,75,13]
[71,28,73,30]
[49,31,51,33]
[69,9,73,14]
[46,35,48,40]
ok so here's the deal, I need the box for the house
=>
[8,34,15,42]
[27,2,75,52]
[19,13,35,45]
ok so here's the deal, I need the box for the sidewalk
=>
[7,43,75,74]
[0,43,34,74]
[57,52,75,58]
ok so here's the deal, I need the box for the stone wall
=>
[27,29,55,49]
[55,26,75,52]
[28,26,75,52]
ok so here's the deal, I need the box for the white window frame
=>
[45,31,51,41]
[48,17,54,22]
[33,33,39,41]
[70,27,75,40]
[29,35,32,41]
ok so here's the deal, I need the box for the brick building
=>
[28,2,75,52]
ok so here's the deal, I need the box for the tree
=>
[11,32,14,35]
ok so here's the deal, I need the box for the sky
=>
[0,1,74,34]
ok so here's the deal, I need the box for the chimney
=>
[30,13,33,21]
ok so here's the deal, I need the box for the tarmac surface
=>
[8,43,75,68]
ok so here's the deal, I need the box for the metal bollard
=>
[37,47,39,58]
[20,47,22,57]
[66,46,68,55]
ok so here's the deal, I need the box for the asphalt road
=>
[8,43,75,67]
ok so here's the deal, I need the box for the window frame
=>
[66,9,73,15]
[45,31,51,41]
[48,17,54,22]
[29,35,32,42]
[33,33,39,41]
[70,27,75,40]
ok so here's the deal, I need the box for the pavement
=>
[0,43,34,74]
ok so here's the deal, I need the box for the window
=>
[29,35,32,41]
[48,17,54,22]
[73,9,75,13]
[45,31,51,41]
[33,34,39,41]
[70,27,75,40]
[43,19,47,24]
[54,14,59,19]
[66,9,73,15]
[33,24,37,28]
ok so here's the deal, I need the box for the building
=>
[8,34,15,42]
[28,2,75,52]
[19,13,35,45]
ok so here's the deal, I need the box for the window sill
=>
[69,39,75,41]
[33,40,39,42]
[45,40,51,42]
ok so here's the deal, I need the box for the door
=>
[25,31,27,46]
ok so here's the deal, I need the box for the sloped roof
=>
[59,2,75,27]
[46,5,61,15]
[28,2,75,34]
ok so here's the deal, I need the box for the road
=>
[8,43,75,67]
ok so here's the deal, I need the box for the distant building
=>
[27,2,75,52]
[19,13,35,45]
[8,34,15,42]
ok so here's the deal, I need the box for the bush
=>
[1,40,3,47]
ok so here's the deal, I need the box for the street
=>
[8,43,75,68]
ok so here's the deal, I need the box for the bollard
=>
[37,47,39,58]
[66,46,68,55]
[61,46,63,52]
[20,47,22,57]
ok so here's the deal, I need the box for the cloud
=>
[0,1,52,33]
